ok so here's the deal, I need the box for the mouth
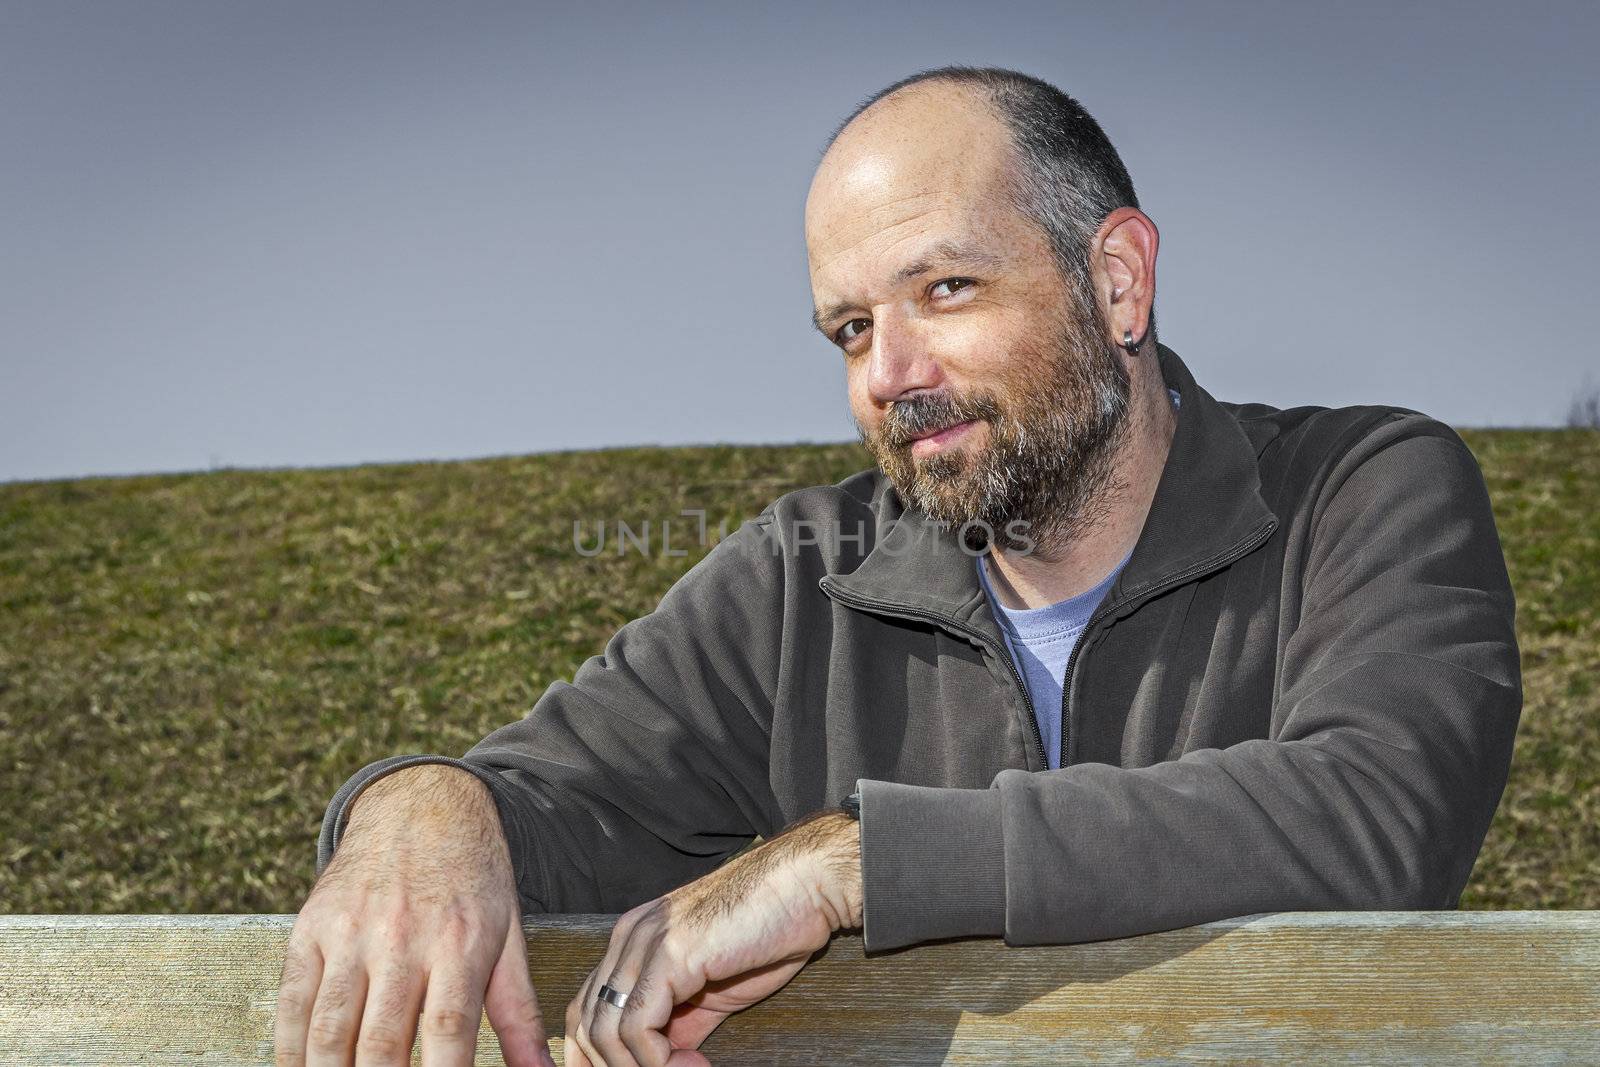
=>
[908,419,978,456]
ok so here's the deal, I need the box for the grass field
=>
[1,431,1595,914]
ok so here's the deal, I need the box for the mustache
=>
[880,390,1002,449]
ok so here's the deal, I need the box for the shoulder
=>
[1224,395,1457,458]
[1221,396,1484,516]
[1218,398,1501,602]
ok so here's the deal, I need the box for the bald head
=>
[805,79,1022,262]
[806,65,1154,351]
[805,78,1060,352]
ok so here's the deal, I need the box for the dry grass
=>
[1457,429,1599,907]
[0,431,1593,913]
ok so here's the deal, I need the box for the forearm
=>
[317,748,761,916]
[784,809,864,932]
[343,762,497,838]
[696,806,863,933]
[319,755,507,873]
[316,754,560,913]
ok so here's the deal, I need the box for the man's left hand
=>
[563,809,863,1066]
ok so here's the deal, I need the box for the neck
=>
[984,359,1177,610]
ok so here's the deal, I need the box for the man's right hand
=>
[275,764,558,1066]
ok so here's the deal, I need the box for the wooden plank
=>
[0,911,1596,1064]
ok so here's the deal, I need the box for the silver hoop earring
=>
[1122,329,1141,353]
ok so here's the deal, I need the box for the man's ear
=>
[1093,207,1159,342]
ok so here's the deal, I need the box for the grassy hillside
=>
[1,432,1595,914]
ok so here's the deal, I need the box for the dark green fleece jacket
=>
[318,342,1522,953]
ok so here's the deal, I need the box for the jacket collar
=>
[820,342,1280,638]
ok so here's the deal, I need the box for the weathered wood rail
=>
[2,911,1597,1064]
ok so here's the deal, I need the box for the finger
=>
[484,919,555,1067]
[663,1002,728,1052]
[663,1050,712,1067]
[568,906,645,1067]
[595,931,674,1067]
[562,1033,591,1067]
[305,954,370,1067]
[598,903,679,1067]
[590,973,647,1067]
[416,964,485,1067]
[615,971,674,1067]
[566,965,605,1067]
[353,963,425,1066]
[274,938,325,1066]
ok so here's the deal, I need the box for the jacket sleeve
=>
[857,416,1523,951]
[316,515,785,913]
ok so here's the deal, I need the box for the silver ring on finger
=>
[596,982,629,1009]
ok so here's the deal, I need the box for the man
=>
[275,66,1522,1067]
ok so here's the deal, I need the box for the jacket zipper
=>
[1055,517,1280,768]
[817,580,1049,769]
[819,514,1278,774]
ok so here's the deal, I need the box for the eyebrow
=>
[811,240,1004,335]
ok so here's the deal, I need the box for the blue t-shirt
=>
[977,545,1130,769]
[976,386,1180,768]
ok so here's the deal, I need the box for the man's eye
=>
[931,277,974,298]
[836,319,870,345]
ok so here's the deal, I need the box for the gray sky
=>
[2,0,1595,483]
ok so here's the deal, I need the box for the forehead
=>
[807,184,1006,267]
[805,113,1035,305]
[806,132,1013,259]
[805,177,1036,327]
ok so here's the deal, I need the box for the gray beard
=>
[857,297,1132,562]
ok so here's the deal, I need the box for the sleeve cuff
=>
[857,779,1006,952]
[316,754,549,909]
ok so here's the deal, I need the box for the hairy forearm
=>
[666,805,863,947]
[343,763,501,846]
[766,809,864,932]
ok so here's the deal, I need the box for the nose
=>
[865,309,944,407]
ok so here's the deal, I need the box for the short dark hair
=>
[821,65,1156,347]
